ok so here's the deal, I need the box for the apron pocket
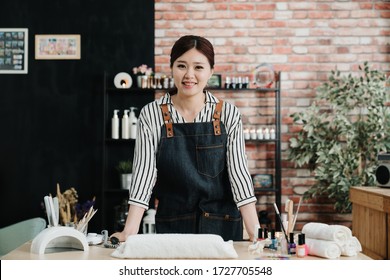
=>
[155,213,197,234]
[196,144,225,178]
[199,212,243,241]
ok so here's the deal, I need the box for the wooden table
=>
[350,186,390,260]
[1,240,371,260]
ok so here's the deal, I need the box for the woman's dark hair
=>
[170,35,215,69]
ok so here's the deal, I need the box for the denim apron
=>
[154,100,243,241]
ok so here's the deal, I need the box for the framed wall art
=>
[0,28,28,74]
[252,174,273,191]
[207,74,222,89]
[35,34,81,60]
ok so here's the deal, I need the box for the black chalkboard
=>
[0,0,154,230]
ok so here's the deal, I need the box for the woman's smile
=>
[182,80,197,88]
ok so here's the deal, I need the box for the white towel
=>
[111,234,238,259]
[340,236,362,257]
[306,238,341,259]
[302,222,352,246]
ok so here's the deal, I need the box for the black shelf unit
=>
[102,72,155,233]
[251,71,281,230]
[213,72,282,230]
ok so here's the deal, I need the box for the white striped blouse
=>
[128,91,256,209]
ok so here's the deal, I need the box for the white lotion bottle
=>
[129,107,138,140]
[111,109,120,139]
[121,109,130,139]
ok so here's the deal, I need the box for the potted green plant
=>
[288,62,390,213]
[116,159,133,190]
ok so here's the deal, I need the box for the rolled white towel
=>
[341,236,362,256]
[306,238,341,259]
[302,222,352,246]
[111,234,238,259]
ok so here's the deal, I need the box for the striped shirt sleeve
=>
[222,102,256,207]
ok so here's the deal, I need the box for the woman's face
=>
[171,48,213,97]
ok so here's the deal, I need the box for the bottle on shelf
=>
[264,127,270,140]
[270,127,276,139]
[121,109,130,139]
[129,107,138,139]
[224,76,231,89]
[111,109,120,139]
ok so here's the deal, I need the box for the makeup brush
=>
[273,203,289,241]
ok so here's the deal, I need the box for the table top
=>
[351,186,390,196]
[1,240,371,260]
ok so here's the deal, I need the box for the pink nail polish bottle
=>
[296,233,306,258]
[301,233,309,256]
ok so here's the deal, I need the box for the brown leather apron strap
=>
[213,100,223,136]
[160,104,174,138]
[161,100,223,137]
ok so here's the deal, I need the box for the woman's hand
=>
[240,202,260,242]
[109,204,146,242]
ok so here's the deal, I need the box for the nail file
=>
[44,196,53,227]
[285,199,294,234]
[48,195,58,227]
[53,197,59,226]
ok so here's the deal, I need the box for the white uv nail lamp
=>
[31,226,89,254]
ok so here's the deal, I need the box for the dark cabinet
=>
[251,71,281,230]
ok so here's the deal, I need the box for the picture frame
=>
[0,28,28,74]
[252,174,273,190]
[35,34,81,60]
[207,74,222,89]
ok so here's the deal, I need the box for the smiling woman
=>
[169,35,215,96]
[110,35,260,243]
[170,47,213,121]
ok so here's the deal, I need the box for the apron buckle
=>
[160,104,174,138]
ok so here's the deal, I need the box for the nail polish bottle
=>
[301,233,309,256]
[257,228,263,241]
[231,77,237,89]
[296,233,306,258]
[263,227,268,239]
[288,232,296,255]
[269,229,278,250]
[243,76,249,88]
[237,76,243,89]
[225,76,231,89]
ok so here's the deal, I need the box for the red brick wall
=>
[154,0,390,229]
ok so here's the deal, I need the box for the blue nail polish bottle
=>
[269,229,278,250]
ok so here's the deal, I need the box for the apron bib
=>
[153,100,243,241]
